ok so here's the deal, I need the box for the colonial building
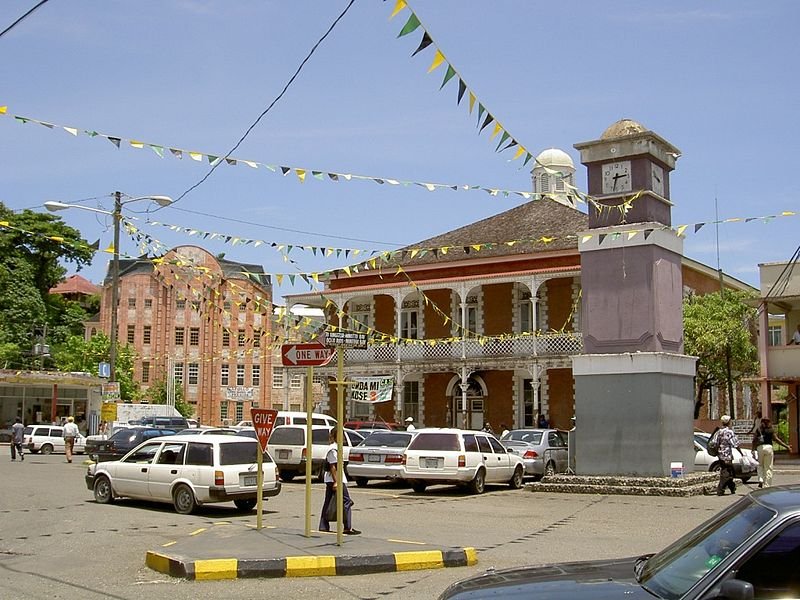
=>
[94,245,273,426]
[287,122,753,433]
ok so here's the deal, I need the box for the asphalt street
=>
[1,449,797,600]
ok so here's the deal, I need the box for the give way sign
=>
[281,342,334,367]
[250,408,278,452]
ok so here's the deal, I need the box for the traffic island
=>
[146,524,477,580]
[527,472,719,496]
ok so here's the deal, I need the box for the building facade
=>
[94,245,273,426]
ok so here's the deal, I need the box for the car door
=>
[488,435,514,480]
[147,441,187,500]
[548,431,569,473]
[476,435,501,482]
[111,441,163,498]
[50,427,66,453]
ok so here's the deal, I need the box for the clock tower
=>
[571,119,697,477]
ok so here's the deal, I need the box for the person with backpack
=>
[712,415,740,496]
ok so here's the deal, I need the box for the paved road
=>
[1,451,797,599]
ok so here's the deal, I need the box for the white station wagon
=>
[403,428,525,494]
[85,434,280,514]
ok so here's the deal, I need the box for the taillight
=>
[384,454,403,464]
[402,454,407,466]
[458,454,466,468]
[523,450,538,459]
[301,448,306,460]
[214,470,225,486]
[350,453,364,462]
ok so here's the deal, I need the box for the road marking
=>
[387,538,427,545]
[161,541,177,547]
[189,528,206,536]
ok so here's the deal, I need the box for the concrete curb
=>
[146,547,477,580]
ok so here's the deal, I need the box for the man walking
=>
[10,417,25,461]
[714,415,740,496]
[63,416,80,463]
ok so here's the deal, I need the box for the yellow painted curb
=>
[394,550,445,571]
[194,558,238,580]
[464,547,478,566]
[286,555,337,577]
[145,551,172,573]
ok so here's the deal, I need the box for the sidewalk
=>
[145,523,477,581]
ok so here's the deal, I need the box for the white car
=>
[267,425,364,482]
[403,428,525,494]
[693,432,757,482]
[24,424,86,455]
[237,411,337,429]
[85,434,280,514]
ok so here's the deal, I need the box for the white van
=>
[236,411,336,429]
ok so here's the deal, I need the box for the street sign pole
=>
[336,347,344,546]
[256,443,264,530]
[250,408,278,531]
[304,364,314,537]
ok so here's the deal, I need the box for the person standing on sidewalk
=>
[319,429,360,535]
[63,416,80,463]
[714,415,740,496]
[10,417,25,461]
[755,417,790,488]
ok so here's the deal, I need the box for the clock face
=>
[601,160,632,194]
[651,163,665,196]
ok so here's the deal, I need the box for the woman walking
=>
[755,417,790,488]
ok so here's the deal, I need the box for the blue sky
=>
[2,1,798,303]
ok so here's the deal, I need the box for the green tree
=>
[143,375,193,418]
[51,333,140,401]
[683,290,759,418]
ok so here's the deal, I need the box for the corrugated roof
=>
[49,274,101,296]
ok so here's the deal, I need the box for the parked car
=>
[85,434,280,514]
[86,426,176,462]
[694,431,757,482]
[236,411,336,429]
[440,484,800,599]
[403,428,524,494]
[23,425,86,455]
[348,430,417,487]
[344,420,403,432]
[129,415,189,431]
[267,425,364,482]
[500,428,569,480]
[176,428,241,436]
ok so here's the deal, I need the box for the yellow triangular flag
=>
[189,152,203,161]
[468,93,476,114]
[676,225,688,237]
[390,0,406,19]
[0,106,7,114]
[130,140,144,149]
[276,273,283,285]
[295,168,306,182]
[427,50,446,73]
[513,146,526,160]
[490,122,503,140]
[104,243,115,254]
[581,235,593,244]
[627,231,638,240]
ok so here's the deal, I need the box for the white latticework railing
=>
[343,332,583,364]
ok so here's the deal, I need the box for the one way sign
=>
[281,342,334,367]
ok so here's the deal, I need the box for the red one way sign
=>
[281,342,334,367]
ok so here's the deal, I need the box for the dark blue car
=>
[87,426,176,462]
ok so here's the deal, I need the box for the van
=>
[266,425,364,482]
[236,411,336,429]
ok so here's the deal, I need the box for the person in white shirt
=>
[790,324,800,345]
[405,416,416,431]
[63,416,80,463]
[318,429,360,535]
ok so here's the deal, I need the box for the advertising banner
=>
[349,376,394,404]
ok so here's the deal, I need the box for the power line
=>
[0,0,52,40]
[168,0,357,207]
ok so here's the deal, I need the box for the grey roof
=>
[386,199,588,267]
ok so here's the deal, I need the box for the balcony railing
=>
[341,332,583,365]
[767,345,800,380]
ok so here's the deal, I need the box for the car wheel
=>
[468,469,486,494]
[234,498,257,512]
[544,461,556,477]
[411,481,427,493]
[93,475,114,504]
[41,444,54,455]
[710,462,722,473]
[172,484,197,515]
[280,471,296,483]
[509,466,524,489]
[355,477,369,488]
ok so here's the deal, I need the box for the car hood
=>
[439,557,654,600]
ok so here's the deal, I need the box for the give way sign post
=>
[281,342,334,367]
[250,408,278,530]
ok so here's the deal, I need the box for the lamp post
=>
[44,192,172,383]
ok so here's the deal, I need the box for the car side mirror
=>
[718,579,754,600]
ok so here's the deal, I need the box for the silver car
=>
[347,430,416,487]
[500,428,569,480]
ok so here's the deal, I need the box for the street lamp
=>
[44,192,173,383]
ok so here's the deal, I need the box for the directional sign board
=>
[324,331,368,349]
[281,342,334,367]
[250,408,279,452]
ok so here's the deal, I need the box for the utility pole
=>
[109,191,122,382]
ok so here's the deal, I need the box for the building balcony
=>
[338,332,583,367]
[767,346,800,381]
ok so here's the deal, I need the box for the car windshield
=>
[219,441,260,465]
[361,432,412,448]
[505,430,543,443]
[639,497,775,599]
[110,428,137,443]
[408,433,460,451]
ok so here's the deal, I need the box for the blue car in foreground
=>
[440,484,800,599]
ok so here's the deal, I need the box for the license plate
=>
[278,450,289,459]
[424,458,439,469]
[243,475,257,487]
[368,454,381,463]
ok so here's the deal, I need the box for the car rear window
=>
[219,441,258,465]
[408,433,460,452]
[508,430,543,444]
[361,432,412,448]
[268,427,304,445]
[23,427,35,435]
